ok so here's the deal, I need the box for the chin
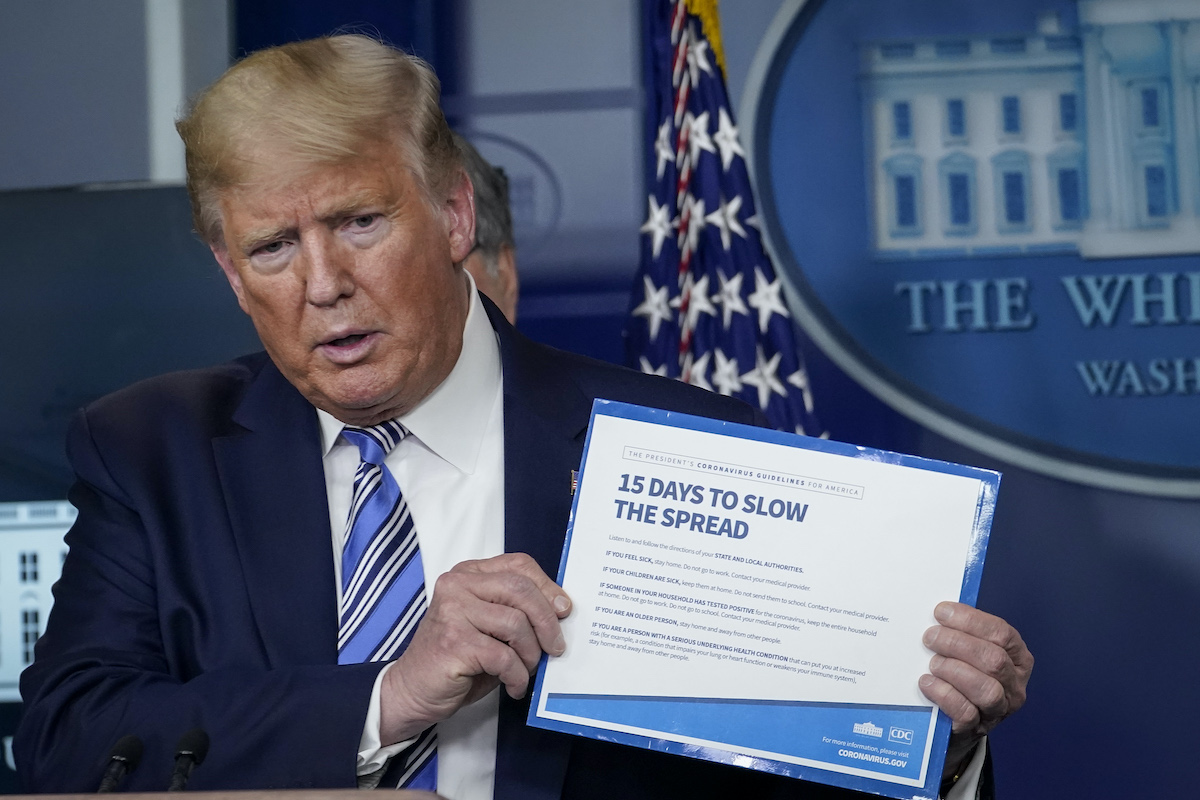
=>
[332,387,409,423]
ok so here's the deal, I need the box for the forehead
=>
[218,144,423,232]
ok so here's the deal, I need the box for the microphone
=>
[96,735,143,793]
[166,728,209,792]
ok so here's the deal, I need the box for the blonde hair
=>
[176,35,459,244]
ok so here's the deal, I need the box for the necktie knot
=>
[342,420,408,466]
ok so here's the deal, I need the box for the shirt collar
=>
[317,275,502,474]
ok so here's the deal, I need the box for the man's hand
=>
[918,601,1033,778]
[379,553,571,745]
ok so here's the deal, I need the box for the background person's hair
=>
[176,34,460,245]
[453,132,514,276]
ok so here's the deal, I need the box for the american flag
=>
[624,0,822,437]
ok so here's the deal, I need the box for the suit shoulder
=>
[528,343,761,426]
[80,352,271,441]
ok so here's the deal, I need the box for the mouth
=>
[326,333,368,347]
[317,330,379,364]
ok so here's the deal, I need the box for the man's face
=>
[212,141,475,426]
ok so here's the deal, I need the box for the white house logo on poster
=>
[745,0,1200,495]
[853,720,884,737]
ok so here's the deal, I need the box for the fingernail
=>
[922,628,938,647]
[935,602,955,622]
[919,675,935,689]
[554,595,571,614]
[552,634,566,655]
[930,654,945,671]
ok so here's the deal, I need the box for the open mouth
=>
[327,333,368,347]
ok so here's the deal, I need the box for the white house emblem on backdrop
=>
[744,0,1200,496]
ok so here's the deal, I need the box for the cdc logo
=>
[888,726,914,746]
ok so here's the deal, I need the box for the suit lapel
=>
[486,297,592,800]
[212,358,339,667]
[492,303,592,577]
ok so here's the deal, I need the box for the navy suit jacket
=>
[16,299,966,799]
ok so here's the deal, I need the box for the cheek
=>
[241,285,307,345]
[241,272,303,313]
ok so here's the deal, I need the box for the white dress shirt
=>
[318,279,505,800]
[946,739,987,800]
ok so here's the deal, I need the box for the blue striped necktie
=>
[338,420,437,791]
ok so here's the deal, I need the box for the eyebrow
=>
[234,190,393,253]
[235,224,293,254]
[316,189,391,223]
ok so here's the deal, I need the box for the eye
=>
[249,239,288,259]
[246,237,293,272]
[342,214,385,244]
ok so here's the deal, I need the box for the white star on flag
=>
[712,108,746,171]
[654,120,673,180]
[705,193,746,251]
[640,195,674,259]
[683,350,713,392]
[711,349,742,396]
[740,346,787,410]
[787,368,816,414]
[713,270,748,329]
[631,275,672,341]
[684,110,715,165]
[747,267,790,333]
[686,36,713,88]
[639,356,668,376]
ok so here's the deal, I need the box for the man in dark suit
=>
[15,35,1031,799]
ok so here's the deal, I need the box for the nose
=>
[304,234,354,306]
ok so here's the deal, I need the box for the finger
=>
[436,568,566,657]
[922,625,1027,723]
[918,673,982,735]
[924,608,1032,717]
[461,597,553,670]
[923,623,1015,683]
[396,607,532,707]
[432,618,540,700]
[934,602,1033,670]
[455,553,572,616]
[926,653,1012,724]
[470,633,536,699]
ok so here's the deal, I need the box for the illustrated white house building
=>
[0,502,73,703]
[862,0,1200,260]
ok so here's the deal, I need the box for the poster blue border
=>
[527,399,1000,799]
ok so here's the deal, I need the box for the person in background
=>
[454,132,519,324]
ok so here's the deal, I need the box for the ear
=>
[444,168,476,263]
[495,243,520,324]
[210,243,250,315]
